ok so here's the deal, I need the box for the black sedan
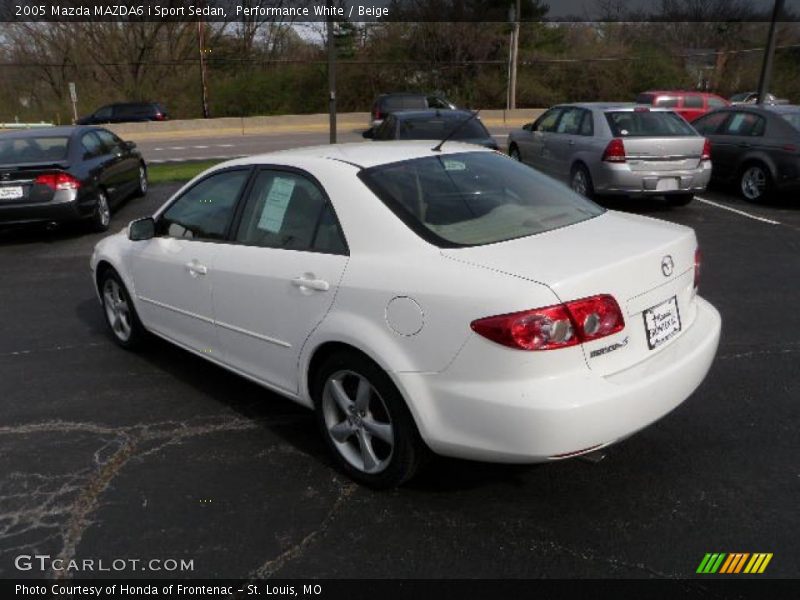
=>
[363,109,499,150]
[692,104,800,202]
[0,126,147,231]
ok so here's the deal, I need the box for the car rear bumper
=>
[0,190,90,225]
[594,161,712,196]
[395,296,721,463]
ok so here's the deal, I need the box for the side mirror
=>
[123,140,136,151]
[128,217,155,241]
[362,128,375,139]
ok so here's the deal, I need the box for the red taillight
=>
[34,173,81,191]
[701,138,712,161]
[602,138,626,163]
[470,294,625,351]
[694,247,702,290]
[154,112,165,121]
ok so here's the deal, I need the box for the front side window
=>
[535,108,563,132]
[158,169,249,241]
[780,112,800,132]
[94,106,112,120]
[359,152,603,248]
[605,111,696,137]
[95,129,122,153]
[692,112,730,135]
[579,110,594,136]
[234,170,347,254]
[684,95,704,108]
[708,97,727,109]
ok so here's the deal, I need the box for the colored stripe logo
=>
[696,553,773,574]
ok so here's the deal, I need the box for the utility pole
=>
[198,19,211,118]
[508,0,521,110]
[327,3,337,144]
[756,0,785,104]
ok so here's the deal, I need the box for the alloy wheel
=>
[321,369,394,475]
[96,192,110,228]
[571,169,588,196]
[741,165,767,201]
[139,166,148,195]
[103,278,132,342]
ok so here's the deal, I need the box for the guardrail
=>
[0,122,55,129]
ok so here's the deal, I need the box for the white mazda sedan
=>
[90,142,721,488]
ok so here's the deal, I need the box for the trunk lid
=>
[441,211,699,375]
[620,136,706,172]
[0,162,69,204]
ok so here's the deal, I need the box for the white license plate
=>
[656,178,679,192]
[643,296,681,350]
[0,186,24,199]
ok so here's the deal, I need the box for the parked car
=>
[90,142,721,488]
[691,104,800,202]
[0,126,147,231]
[369,93,456,128]
[76,102,169,125]
[363,110,498,149]
[635,91,729,122]
[729,92,788,105]
[508,103,712,205]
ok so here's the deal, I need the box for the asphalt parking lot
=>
[1,178,798,580]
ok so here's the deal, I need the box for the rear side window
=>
[81,132,106,158]
[654,97,679,108]
[722,113,765,136]
[708,97,727,109]
[159,169,249,241]
[234,170,346,254]
[94,106,112,120]
[359,152,603,248]
[579,110,594,136]
[555,108,583,134]
[780,113,800,132]
[684,95,704,108]
[383,96,426,111]
[605,111,696,137]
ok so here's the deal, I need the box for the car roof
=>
[0,126,84,139]
[217,141,492,170]
[641,90,721,96]
[557,102,673,112]
[392,109,476,120]
[707,104,798,115]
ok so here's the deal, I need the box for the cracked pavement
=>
[0,183,798,579]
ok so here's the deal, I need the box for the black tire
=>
[570,163,595,199]
[135,163,148,197]
[739,162,771,203]
[98,269,148,350]
[666,193,694,206]
[509,144,521,161]
[90,189,111,232]
[312,350,426,488]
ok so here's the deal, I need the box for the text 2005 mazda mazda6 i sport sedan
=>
[90,142,721,488]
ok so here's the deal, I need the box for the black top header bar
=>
[3,0,800,23]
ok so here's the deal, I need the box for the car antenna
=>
[432,109,481,152]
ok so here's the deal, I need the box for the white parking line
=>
[217,144,234,147]
[193,145,209,149]
[695,196,781,226]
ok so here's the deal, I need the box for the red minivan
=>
[636,91,729,123]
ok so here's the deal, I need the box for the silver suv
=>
[508,103,712,205]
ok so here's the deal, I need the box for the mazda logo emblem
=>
[661,255,674,277]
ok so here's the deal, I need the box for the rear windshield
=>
[0,136,69,164]
[358,152,603,248]
[383,96,427,111]
[605,111,696,137]
[780,112,800,132]
[398,117,489,141]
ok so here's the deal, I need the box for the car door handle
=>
[291,276,329,291]
[185,261,208,276]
